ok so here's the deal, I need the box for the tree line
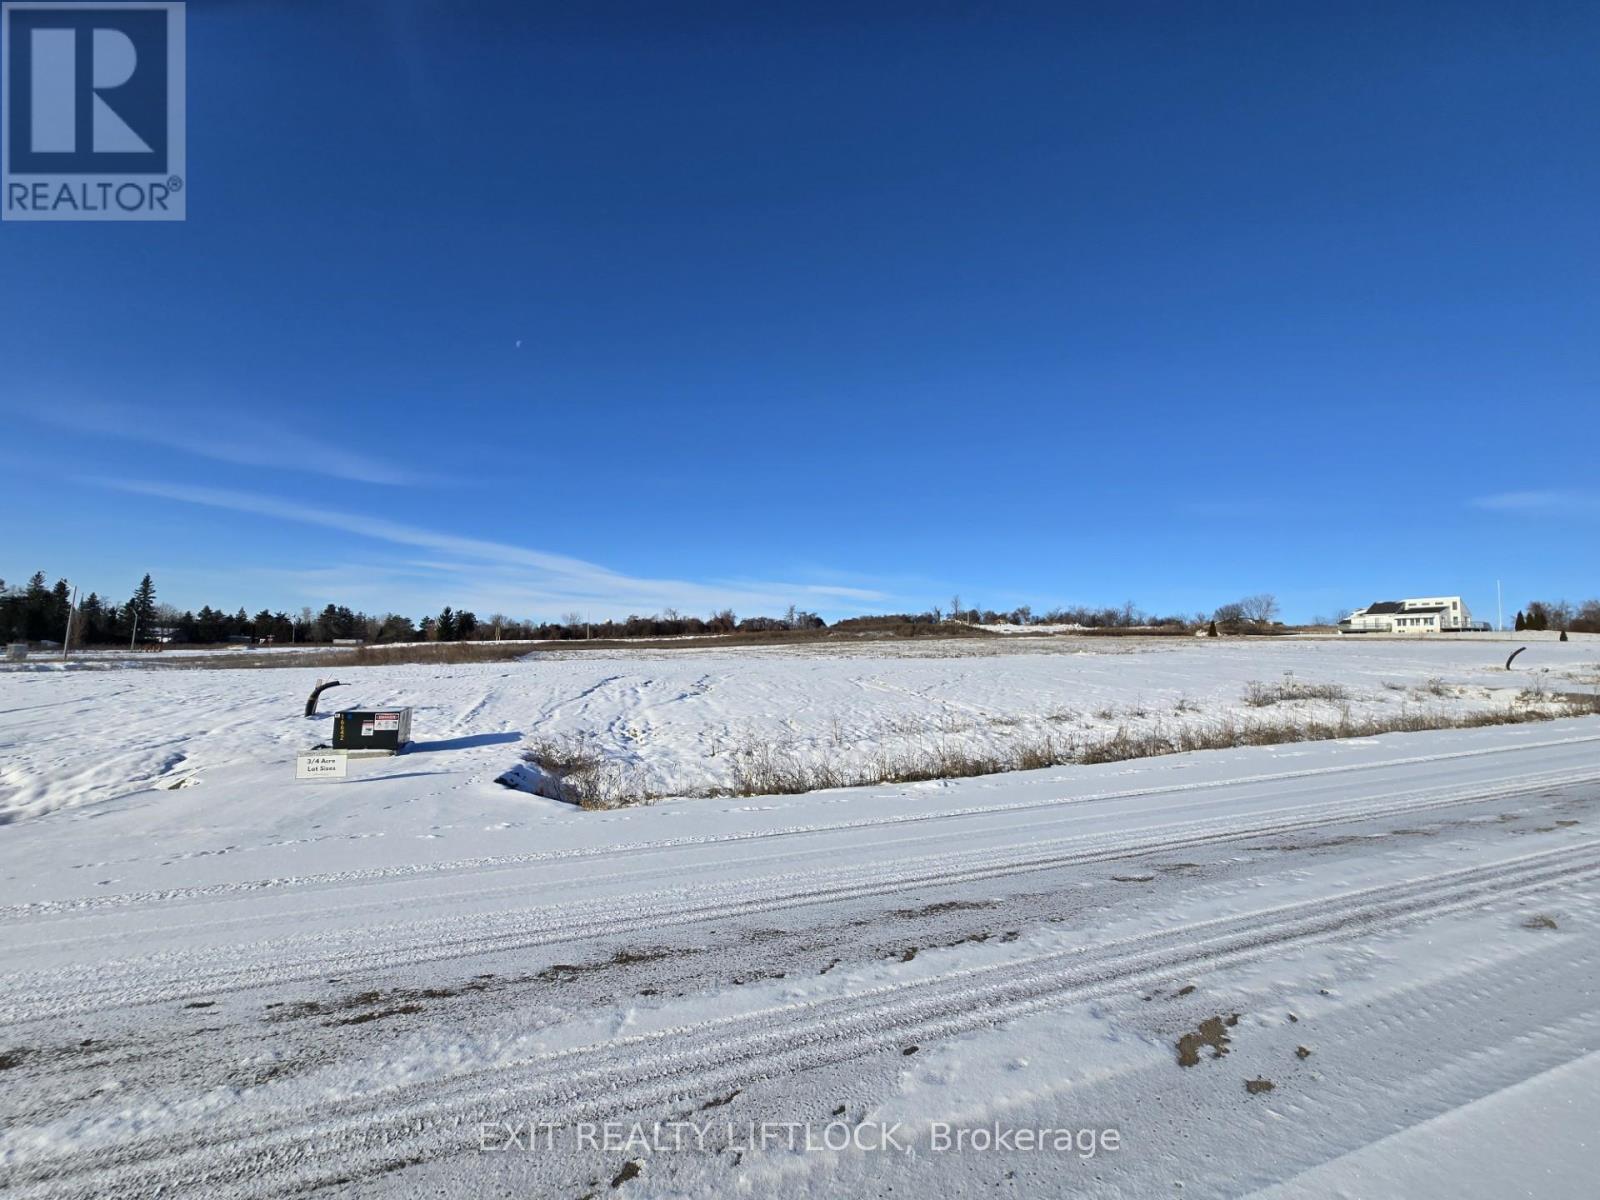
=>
[10,570,1589,648]
[2,569,1398,650]
[0,571,832,647]
[931,593,1282,631]
[1514,599,1600,634]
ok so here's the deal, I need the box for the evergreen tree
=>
[1514,611,1525,632]
[314,604,358,641]
[23,572,50,640]
[0,578,16,642]
[50,579,72,641]
[375,614,416,643]
[196,606,221,643]
[1207,619,1219,637]
[80,593,106,643]
[253,610,277,642]
[436,606,458,641]
[128,575,157,643]
[1560,629,1569,641]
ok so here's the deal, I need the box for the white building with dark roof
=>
[1339,596,1473,634]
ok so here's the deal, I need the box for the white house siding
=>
[1340,596,1471,635]
[1392,612,1440,633]
[1403,597,1470,629]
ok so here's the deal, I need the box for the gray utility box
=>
[332,707,412,752]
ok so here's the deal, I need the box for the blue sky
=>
[3,1,1597,623]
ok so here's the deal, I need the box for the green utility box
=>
[332,707,412,752]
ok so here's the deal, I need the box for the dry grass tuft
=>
[159,642,539,671]
[1243,679,1350,707]
[515,738,660,810]
[508,692,1600,810]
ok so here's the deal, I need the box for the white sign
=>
[373,715,399,731]
[296,752,348,782]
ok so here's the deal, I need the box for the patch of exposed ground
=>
[539,947,676,983]
[890,927,1021,966]
[890,899,999,919]
[266,975,510,1023]
[1176,1014,1240,1067]
[0,1037,115,1073]
[611,1160,642,1188]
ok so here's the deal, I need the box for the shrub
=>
[515,738,658,809]
[1410,677,1458,699]
[1243,679,1349,707]
[510,688,1600,811]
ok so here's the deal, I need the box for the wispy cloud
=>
[26,400,430,486]
[89,478,893,618]
[1471,490,1600,515]
[781,583,887,601]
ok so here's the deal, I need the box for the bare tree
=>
[1308,608,1353,627]
[1238,594,1280,625]
[1213,601,1245,626]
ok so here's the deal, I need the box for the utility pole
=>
[129,610,139,652]
[61,585,78,661]
[1496,580,1503,632]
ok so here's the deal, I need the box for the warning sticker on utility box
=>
[361,723,375,737]
[373,714,400,731]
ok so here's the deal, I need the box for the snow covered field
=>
[1,636,1598,1197]
[3,634,1597,824]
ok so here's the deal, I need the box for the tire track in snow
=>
[2,767,1594,1025]
[5,842,1596,1199]
[8,731,1598,920]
